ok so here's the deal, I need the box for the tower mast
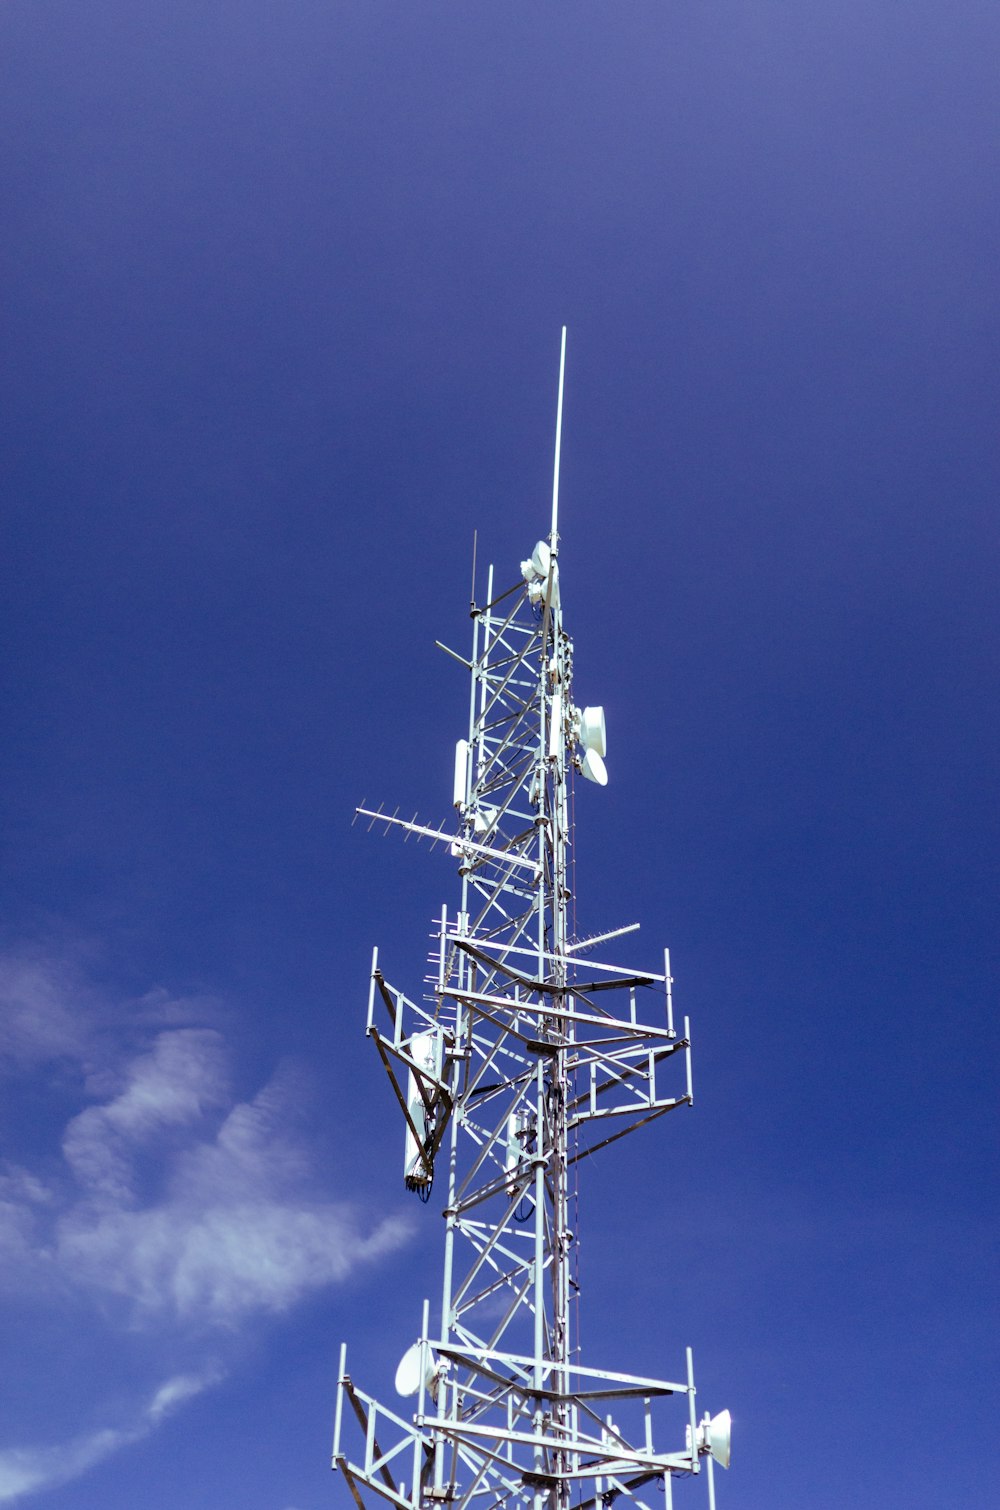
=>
[334,331,731,1510]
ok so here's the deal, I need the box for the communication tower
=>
[333,330,731,1510]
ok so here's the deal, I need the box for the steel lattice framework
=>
[334,332,730,1510]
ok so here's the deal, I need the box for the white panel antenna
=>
[452,739,468,808]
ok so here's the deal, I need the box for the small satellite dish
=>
[394,1342,437,1398]
[693,1410,731,1469]
[530,540,551,578]
[581,749,608,786]
[579,705,607,758]
[706,1409,731,1469]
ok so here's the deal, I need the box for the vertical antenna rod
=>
[550,325,567,550]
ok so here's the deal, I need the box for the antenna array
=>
[333,331,730,1510]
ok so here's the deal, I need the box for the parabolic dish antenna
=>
[579,705,607,758]
[705,1409,732,1469]
[394,1341,437,1398]
[530,540,551,578]
[691,1408,732,1469]
[581,748,608,786]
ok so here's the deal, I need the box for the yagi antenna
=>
[550,324,567,550]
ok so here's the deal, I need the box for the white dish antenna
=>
[521,539,551,583]
[394,1341,438,1398]
[531,539,551,579]
[579,705,607,758]
[523,545,560,612]
[581,748,608,786]
[693,1409,732,1469]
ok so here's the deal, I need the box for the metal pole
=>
[550,326,567,549]
[686,1347,698,1476]
[332,1341,346,1462]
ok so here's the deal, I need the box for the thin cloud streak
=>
[0,1371,220,1504]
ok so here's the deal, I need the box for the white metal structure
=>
[333,330,730,1510]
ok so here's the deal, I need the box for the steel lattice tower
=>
[333,331,731,1510]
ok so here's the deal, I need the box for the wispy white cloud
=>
[55,1056,408,1326]
[0,949,90,1069]
[61,1027,231,1206]
[0,946,411,1499]
[2,1000,409,1326]
[0,1370,219,1504]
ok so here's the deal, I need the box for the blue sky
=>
[1,2,997,1507]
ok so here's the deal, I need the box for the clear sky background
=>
[1,3,997,1507]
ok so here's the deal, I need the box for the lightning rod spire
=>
[550,324,567,550]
